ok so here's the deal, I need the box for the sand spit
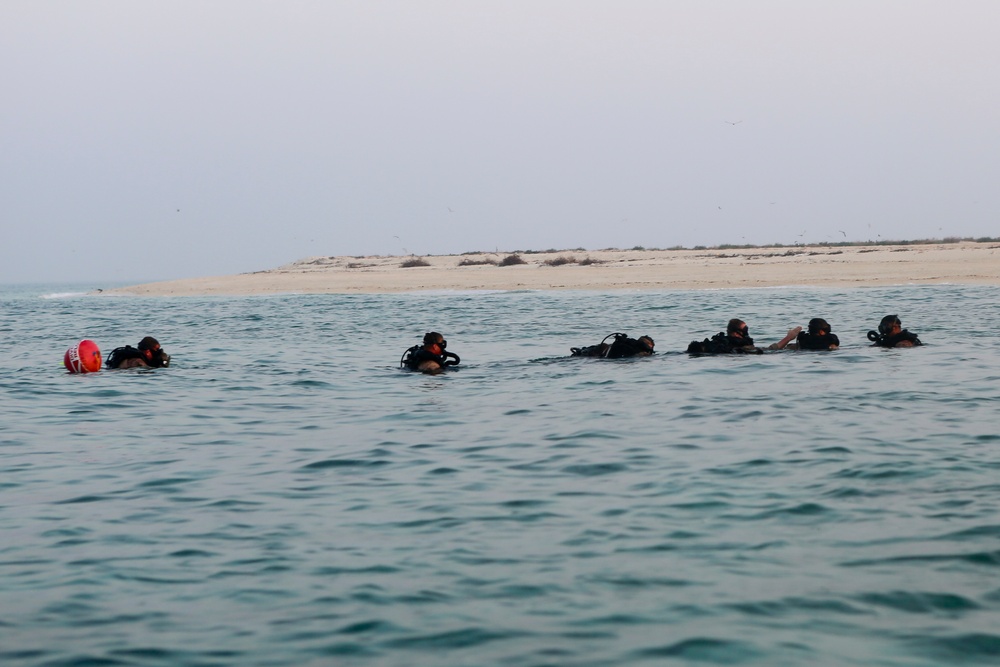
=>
[104,243,1000,296]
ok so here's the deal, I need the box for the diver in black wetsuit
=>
[106,336,171,369]
[401,332,461,373]
[790,318,840,350]
[868,315,922,348]
[570,333,655,358]
[687,319,762,354]
[687,319,800,354]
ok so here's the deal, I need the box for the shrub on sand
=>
[499,254,526,266]
[400,257,431,268]
[543,255,578,266]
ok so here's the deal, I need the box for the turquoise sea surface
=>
[2,283,999,666]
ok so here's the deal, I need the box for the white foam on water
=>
[40,291,89,299]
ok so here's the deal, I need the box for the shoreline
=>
[102,242,1000,297]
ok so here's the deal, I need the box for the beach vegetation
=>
[579,257,603,265]
[543,255,578,266]
[499,254,527,266]
[458,257,498,266]
[346,262,373,269]
[400,258,431,268]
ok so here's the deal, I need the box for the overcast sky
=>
[3,1,999,283]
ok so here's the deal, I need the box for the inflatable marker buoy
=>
[64,340,102,373]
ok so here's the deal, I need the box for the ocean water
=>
[2,283,999,667]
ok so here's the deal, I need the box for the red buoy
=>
[64,340,102,373]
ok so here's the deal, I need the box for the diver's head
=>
[423,332,446,353]
[138,336,170,367]
[638,335,655,351]
[878,315,901,336]
[727,319,749,338]
[808,318,831,336]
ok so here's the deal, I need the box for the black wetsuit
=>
[687,332,761,355]
[106,345,170,368]
[402,346,460,370]
[571,334,654,359]
[796,332,840,350]
[105,346,145,369]
[871,330,921,348]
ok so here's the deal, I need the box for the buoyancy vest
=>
[105,345,145,368]
[401,345,460,370]
[606,336,654,358]
[796,332,840,350]
[571,333,653,359]
[687,332,760,354]
[870,329,921,348]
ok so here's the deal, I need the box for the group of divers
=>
[92,315,919,374]
[399,314,922,374]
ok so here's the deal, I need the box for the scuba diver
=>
[401,332,461,373]
[790,318,841,350]
[570,333,655,358]
[106,336,171,369]
[687,319,799,354]
[868,315,922,348]
[687,319,763,354]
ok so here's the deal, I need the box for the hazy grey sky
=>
[3,1,998,283]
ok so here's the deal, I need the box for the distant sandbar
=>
[103,242,1000,296]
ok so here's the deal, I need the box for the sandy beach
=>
[104,243,1000,296]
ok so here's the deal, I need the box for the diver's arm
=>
[443,351,460,366]
[768,326,803,350]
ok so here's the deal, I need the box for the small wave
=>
[634,637,760,661]
[908,632,1000,660]
[301,458,388,470]
[857,590,979,614]
[842,549,1000,568]
[385,626,527,650]
[562,462,629,476]
[729,596,869,617]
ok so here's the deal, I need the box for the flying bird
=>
[724,120,743,125]
[839,230,846,237]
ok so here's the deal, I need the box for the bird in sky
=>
[724,120,743,125]
[839,230,847,237]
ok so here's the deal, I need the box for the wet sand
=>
[104,243,1000,296]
